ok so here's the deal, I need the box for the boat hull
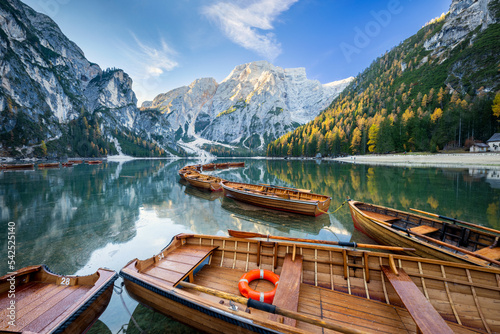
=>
[222,182,330,216]
[120,233,500,334]
[1,164,34,170]
[0,265,117,333]
[122,276,271,334]
[186,176,223,192]
[348,201,493,266]
[38,163,60,168]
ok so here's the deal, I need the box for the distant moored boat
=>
[221,181,331,216]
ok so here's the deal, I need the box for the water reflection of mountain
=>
[0,159,185,274]
[220,197,330,235]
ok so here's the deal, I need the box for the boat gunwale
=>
[136,233,500,275]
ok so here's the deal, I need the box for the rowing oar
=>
[177,281,366,334]
[228,230,415,252]
[410,208,500,236]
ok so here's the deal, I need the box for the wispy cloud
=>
[202,0,298,61]
[119,33,179,104]
[129,33,178,77]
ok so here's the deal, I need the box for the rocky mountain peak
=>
[0,0,144,157]
[140,61,353,153]
[424,0,496,52]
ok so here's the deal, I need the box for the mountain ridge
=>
[267,0,500,157]
[140,60,353,155]
[0,0,169,157]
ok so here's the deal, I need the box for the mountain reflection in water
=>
[0,158,498,333]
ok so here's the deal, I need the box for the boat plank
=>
[381,266,454,334]
[143,267,185,284]
[0,284,65,322]
[410,225,439,235]
[298,286,411,333]
[269,254,303,326]
[15,286,90,332]
[0,282,51,310]
[363,211,399,223]
[474,247,500,260]
[156,260,196,273]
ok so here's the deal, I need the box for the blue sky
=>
[23,0,451,104]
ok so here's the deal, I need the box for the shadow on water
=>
[124,303,199,334]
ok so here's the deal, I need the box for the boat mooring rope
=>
[318,198,351,215]
[114,282,147,334]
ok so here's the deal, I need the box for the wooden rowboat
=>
[185,173,224,192]
[0,164,35,170]
[86,160,103,165]
[121,232,500,334]
[201,163,216,171]
[68,160,83,164]
[62,162,74,167]
[178,168,199,180]
[0,265,117,333]
[348,200,500,267]
[221,181,331,216]
[215,162,229,169]
[38,163,60,168]
[228,162,245,168]
[178,165,200,179]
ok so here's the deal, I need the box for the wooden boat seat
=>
[140,244,218,288]
[473,247,500,260]
[365,211,399,223]
[269,253,303,327]
[381,266,453,334]
[409,225,439,235]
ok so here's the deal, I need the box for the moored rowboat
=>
[215,162,229,169]
[38,162,60,168]
[120,232,500,334]
[228,162,245,168]
[185,173,224,192]
[0,265,117,333]
[86,160,103,165]
[221,181,331,216]
[178,165,200,179]
[348,200,500,267]
[201,163,216,171]
[0,164,34,170]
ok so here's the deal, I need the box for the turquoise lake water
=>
[1,159,499,333]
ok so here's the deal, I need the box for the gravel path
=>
[329,153,500,169]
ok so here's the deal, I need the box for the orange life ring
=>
[238,269,280,304]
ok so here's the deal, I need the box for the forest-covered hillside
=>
[267,3,500,157]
